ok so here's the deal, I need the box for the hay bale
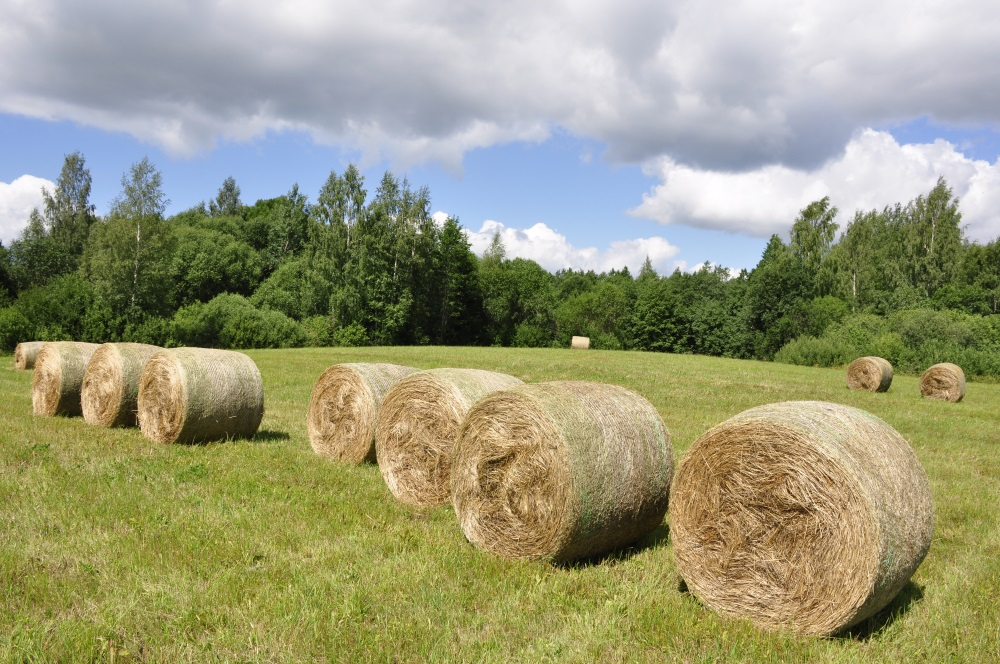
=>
[846,356,893,392]
[920,362,965,402]
[375,368,523,507]
[669,401,933,636]
[14,341,45,370]
[307,362,419,463]
[452,381,673,562]
[32,342,101,416]
[81,343,162,427]
[137,347,264,444]
[570,336,590,349]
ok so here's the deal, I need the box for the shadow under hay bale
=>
[137,347,264,444]
[452,380,674,563]
[375,368,523,507]
[307,362,419,463]
[920,362,965,402]
[669,401,933,636]
[570,336,590,349]
[81,342,162,427]
[32,342,101,417]
[14,341,45,370]
[846,356,893,392]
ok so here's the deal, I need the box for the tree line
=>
[3,153,1000,378]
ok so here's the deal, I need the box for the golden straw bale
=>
[307,363,419,463]
[669,401,933,636]
[846,356,893,392]
[375,368,523,507]
[920,362,965,402]
[137,347,264,444]
[81,343,162,427]
[14,341,45,370]
[570,336,591,349]
[32,341,101,416]
[452,380,673,562]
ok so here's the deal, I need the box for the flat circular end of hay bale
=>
[669,401,932,636]
[31,342,100,417]
[570,336,590,349]
[14,341,44,370]
[137,352,187,443]
[846,356,893,392]
[307,363,418,463]
[920,362,965,402]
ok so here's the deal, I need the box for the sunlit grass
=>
[1,346,997,661]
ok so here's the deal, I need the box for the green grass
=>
[1,346,998,662]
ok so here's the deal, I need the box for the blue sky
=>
[3,1,1000,275]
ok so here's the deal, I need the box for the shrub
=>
[170,294,304,349]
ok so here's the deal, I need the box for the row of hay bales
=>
[20,341,263,444]
[307,362,934,636]
[846,355,967,402]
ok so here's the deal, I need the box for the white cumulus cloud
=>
[0,175,53,245]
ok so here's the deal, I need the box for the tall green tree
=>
[789,196,838,293]
[208,176,243,217]
[41,151,97,261]
[435,216,484,345]
[7,209,73,291]
[902,177,963,298]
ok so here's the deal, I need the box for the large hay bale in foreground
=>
[375,368,523,507]
[570,336,590,349]
[81,343,162,427]
[452,381,673,562]
[669,401,933,636]
[137,347,264,444]
[307,363,419,463]
[920,362,965,402]
[32,342,101,416]
[14,341,45,370]
[846,356,893,392]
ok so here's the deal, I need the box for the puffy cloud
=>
[0,175,52,245]
[463,219,680,274]
[630,129,1000,242]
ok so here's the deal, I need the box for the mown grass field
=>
[1,346,998,662]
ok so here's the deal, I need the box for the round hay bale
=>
[846,356,893,392]
[570,336,591,349]
[307,362,419,463]
[920,362,965,402]
[375,368,523,507]
[669,401,933,636]
[81,343,162,427]
[452,380,674,562]
[14,341,45,370]
[137,347,264,444]
[31,342,101,416]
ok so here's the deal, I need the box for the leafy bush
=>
[13,274,95,341]
[0,307,34,351]
[170,294,305,349]
[332,322,369,347]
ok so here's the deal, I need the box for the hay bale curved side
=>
[452,380,673,562]
[570,336,590,350]
[307,362,419,463]
[846,356,893,392]
[14,341,45,370]
[81,343,162,427]
[375,368,523,507]
[32,342,101,416]
[920,362,965,402]
[669,401,933,636]
[137,347,264,443]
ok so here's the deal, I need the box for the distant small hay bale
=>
[375,368,523,507]
[137,347,264,444]
[81,343,162,427]
[920,362,965,402]
[14,341,45,370]
[669,401,933,636]
[570,336,590,349]
[846,356,893,392]
[307,363,419,463]
[31,342,101,417]
[452,381,673,562]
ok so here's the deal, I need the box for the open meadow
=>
[1,346,998,662]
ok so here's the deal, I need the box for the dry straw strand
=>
[570,336,591,349]
[14,341,45,370]
[137,347,264,444]
[81,343,162,427]
[452,380,674,562]
[375,368,523,507]
[32,342,102,416]
[920,362,965,402]
[846,356,893,392]
[307,363,419,463]
[669,401,933,636]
